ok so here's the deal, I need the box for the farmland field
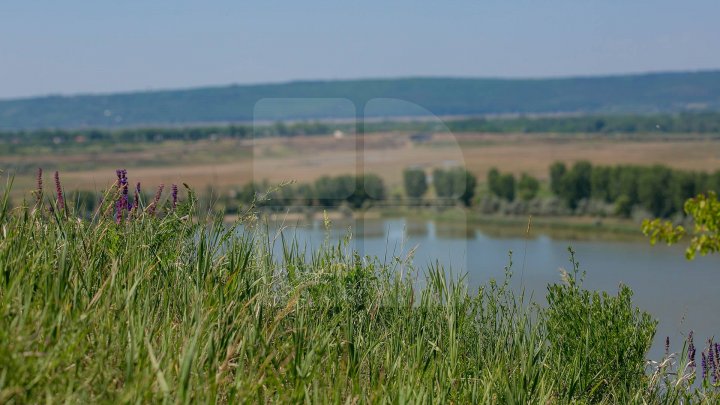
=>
[5,131,720,197]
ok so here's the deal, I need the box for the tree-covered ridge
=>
[2,70,720,129]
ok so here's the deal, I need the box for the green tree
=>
[591,166,612,202]
[403,168,428,199]
[610,166,640,205]
[314,176,353,207]
[433,167,477,205]
[352,174,386,208]
[433,168,453,199]
[487,168,515,201]
[614,195,633,218]
[549,162,567,195]
[487,168,501,197]
[637,166,673,218]
[670,171,697,214]
[295,183,315,207]
[560,161,592,209]
[517,173,539,201]
[453,168,477,206]
[708,170,720,194]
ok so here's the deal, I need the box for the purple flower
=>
[149,184,164,216]
[36,167,43,203]
[665,336,670,358]
[171,184,178,209]
[708,339,720,384]
[115,198,123,224]
[688,331,696,370]
[133,182,141,212]
[116,169,129,211]
[54,171,64,211]
[702,352,708,379]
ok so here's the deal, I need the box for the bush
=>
[545,249,657,402]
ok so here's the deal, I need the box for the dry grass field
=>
[5,131,720,195]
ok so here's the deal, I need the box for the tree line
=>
[225,174,387,212]
[548,161,720,218]
[0,121,341,149]
[403,167,477,206]
[4,112,720,152]
[217,167,479,213]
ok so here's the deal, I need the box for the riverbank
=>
[232,206,645,242]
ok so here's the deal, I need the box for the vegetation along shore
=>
[1,169,719,403]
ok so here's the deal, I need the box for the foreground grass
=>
[0,176,717,403]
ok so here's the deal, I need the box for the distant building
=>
[409,133,432,143]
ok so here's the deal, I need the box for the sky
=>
[0,0,718,99]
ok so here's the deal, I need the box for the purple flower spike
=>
[702,352,708,379]
[665,336,670,358]
[714,343,720,382]
[133,182,141,212]
[54,171,64,211]
[116,169,129,210]
[36,168,43,203]
[688,331,696,370]
[115,198,123,224]
[149,184,164,216]
[171,184,178,209]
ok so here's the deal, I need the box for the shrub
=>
[545,249,657,402]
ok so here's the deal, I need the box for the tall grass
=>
[0,172,718,403]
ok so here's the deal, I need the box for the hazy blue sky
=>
[1,0,718,98]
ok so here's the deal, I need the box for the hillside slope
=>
[2,70,720,129]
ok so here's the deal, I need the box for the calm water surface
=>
[267,217,720,361]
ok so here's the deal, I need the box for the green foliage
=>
[517,173,540,201]
[614,195,634,218]
[643,191,720,260]
[402,168,428,199]
[637,165,674,218]
[0,176,717,402]
[487,167,515,202]
[433,167,477,206]
[550,161,720,218]
[351,174,386,208]
[549,162,567,196]
[545,249,657,402]
[590,166,612,202]
[559,161,593,209]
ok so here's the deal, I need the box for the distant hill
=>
[2,70,720,130]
